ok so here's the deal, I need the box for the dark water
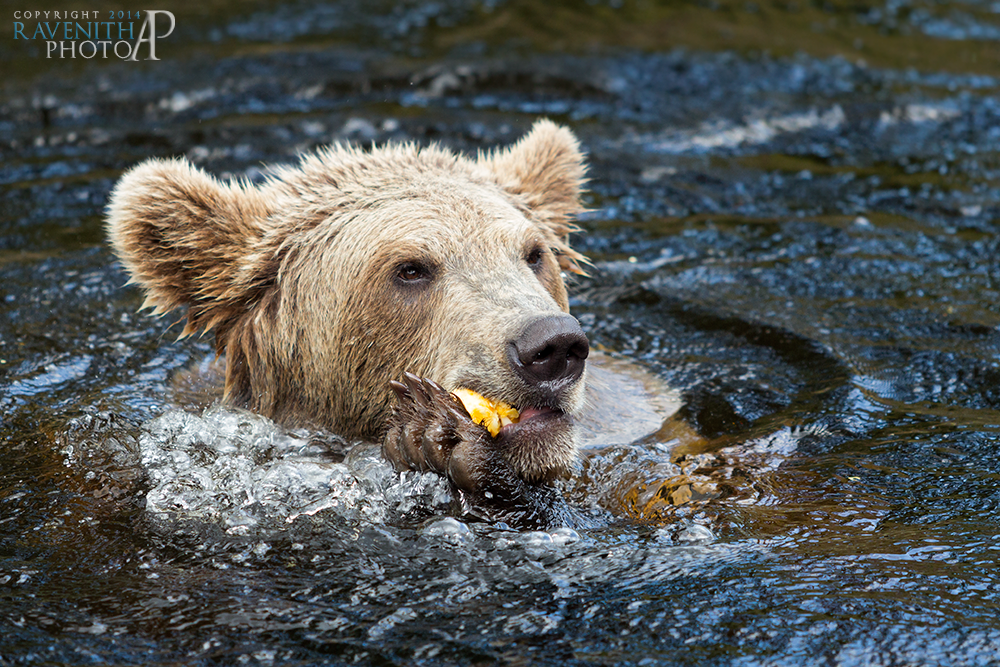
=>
[3,1,1000,665]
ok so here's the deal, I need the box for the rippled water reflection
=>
[4,1,1000,665]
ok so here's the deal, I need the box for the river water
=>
[2,1,1000,665]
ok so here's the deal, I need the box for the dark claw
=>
[382,423,405,472]
[424,377,447,394]
[402,373,429,409]
[389,379,409,401]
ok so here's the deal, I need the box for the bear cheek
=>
[334,280,439,435]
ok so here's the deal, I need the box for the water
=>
[4,1,1000,665]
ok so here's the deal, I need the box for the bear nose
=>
[509,315,590,388]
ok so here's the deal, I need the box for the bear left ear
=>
[480,119,590,274]
[106,158,278,337]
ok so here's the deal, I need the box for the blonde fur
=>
[106,120,589,480]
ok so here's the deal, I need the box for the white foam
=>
[138,405,452,534]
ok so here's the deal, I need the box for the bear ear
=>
[480,119,590,274]
[106,158,277,336]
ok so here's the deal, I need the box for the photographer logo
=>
[13,10,176,60]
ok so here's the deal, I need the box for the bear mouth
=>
[497,405,563,436]
[492,403,577,483]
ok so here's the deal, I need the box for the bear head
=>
[106,120,590,483]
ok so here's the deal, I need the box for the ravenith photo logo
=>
[12,9,175,60]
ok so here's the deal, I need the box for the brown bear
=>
[106,120,674,527]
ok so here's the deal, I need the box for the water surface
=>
[2,1,1000,665]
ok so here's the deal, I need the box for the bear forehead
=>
[278,170,539,251]
[344,183,536,241]
[334,200,542,284]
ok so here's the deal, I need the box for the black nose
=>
[509,315,589,389]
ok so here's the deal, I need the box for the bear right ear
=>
[481,119,590,274]
[106,158,277,336]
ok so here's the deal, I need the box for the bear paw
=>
[383,372,501,491]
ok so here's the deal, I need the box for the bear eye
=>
[526,246,547,271]
[395,261,433,285]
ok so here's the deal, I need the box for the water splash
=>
[137,405,453,536]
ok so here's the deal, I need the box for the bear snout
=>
[507,314,589,397]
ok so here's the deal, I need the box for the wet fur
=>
[107,120,589,481]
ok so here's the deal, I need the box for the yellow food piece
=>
[452,388,519,437]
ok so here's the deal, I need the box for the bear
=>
[106,120,677,528]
